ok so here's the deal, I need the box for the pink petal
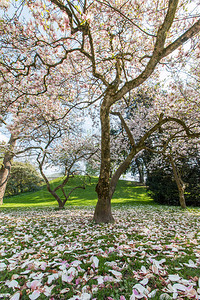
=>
[29,290,41,300]
[30,280,41,291]
[10,292,20,300]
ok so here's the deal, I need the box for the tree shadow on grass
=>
[111,184,155,207]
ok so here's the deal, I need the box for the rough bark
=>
[93,195,114,223]
[94,95,114,223]
[0,134,17,205]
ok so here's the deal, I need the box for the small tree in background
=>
[36,129,99,209]
[5,161,43,196]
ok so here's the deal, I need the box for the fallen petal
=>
[0,263,7,270]
[29,290,41,300]
[173,283,187,292]
[160,293,172,300]
[7,280,19,289]
[30,280,41,290]
[139,278,148,286]
[109,270,122,279]
[168,274,181,282]
[10,292,20,300]
[148,289,157,298]
[80,292,91,300]
[60,288,70,294]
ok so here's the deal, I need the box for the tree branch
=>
[111,111,135,147]
[161,19,200,58]
[137,116,200,148]
[114,3,200,103]
[95,0,156,37]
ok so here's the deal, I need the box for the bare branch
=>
[111,111,135,147]
[95,0,156,37]
[137,116,200,148]
[161,19,200,58]
[114,2,200,103]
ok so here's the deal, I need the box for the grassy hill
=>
[0,176,154,209]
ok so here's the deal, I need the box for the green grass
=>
[0,176,154,209]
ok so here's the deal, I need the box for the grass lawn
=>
[0,177,200,299]
[1,176,153,209]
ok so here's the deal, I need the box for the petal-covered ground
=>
[0,206,200,299]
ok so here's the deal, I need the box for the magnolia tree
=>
[144,76,200,208]
[112,84,199,174]
[36,131,99,209]
[0,12,86,204]
[111,78,200,208]
[0,9,96,204]
[0,82,78,204]
[1,0,200,222]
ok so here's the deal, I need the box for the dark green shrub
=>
[183,164,200,206]
[5,161,44,196]
[147,162,200,207]
[146,169,179,206]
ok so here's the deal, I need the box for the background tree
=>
[0,14,84,203]
[109,78,200,207]
[36,130,99,209]
[0,134,17,204]
[0,89,78,204]
[5,161,43,196]
[0,12,95,204]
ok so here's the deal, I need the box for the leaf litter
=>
[0,206,200,299]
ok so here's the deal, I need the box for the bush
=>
[146,162,200,207]
[146,169,179,206]
[5,161,44,196]
[183,164,200,205]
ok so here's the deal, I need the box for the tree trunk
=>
[136,158,145,184]
[0,134,17,205]
[94,97,114,223]
[94,194,114,223]
[0,167,9,205]
[58,202,65,209]
[168,155,186,209]
[93,94,144,223]
[179,188,186,209]
[47,185,64,208]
